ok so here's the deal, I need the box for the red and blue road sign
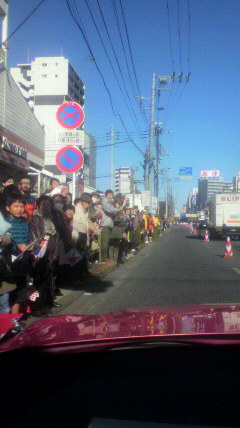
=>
[56,102,85,130]
[56,146,83,174]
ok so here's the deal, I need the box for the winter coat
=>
[29,211,60,262]
[6,216,29,255]
[72,202,89,244]
[101,197,121,228]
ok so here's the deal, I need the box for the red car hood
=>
[1,304,240,353]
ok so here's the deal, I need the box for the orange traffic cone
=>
[224,236,233,258]
[204,230,209,242]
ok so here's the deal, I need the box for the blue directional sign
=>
[179,167,192,180]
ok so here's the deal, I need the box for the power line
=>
[65,0,117,117]
[84,0,145,142]
[66,0,144,156]
[119,0,150,129]
[164,81,188,127]
[1,0,47,47]
[111,0,136,94]
[187,0,191,73]
[95,0,146,142]
[166,0,175,73]
[177,0,183,72]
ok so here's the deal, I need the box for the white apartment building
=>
[11,56,96,187]
[115,167,133,194]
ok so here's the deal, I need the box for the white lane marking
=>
[83,292,92,296]
[232,268,240,275]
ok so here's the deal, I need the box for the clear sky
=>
[4,0,240,210]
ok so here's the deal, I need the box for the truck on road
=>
[207,193,240,239]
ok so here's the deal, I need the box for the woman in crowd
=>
[29,195,67,309]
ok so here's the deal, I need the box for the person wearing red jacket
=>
[18,176,36,222]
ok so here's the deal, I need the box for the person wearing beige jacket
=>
[72,193,94,278]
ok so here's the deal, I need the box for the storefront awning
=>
[0,147,30,170]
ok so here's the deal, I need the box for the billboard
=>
[200,170,220,178]
[179,167,192,180]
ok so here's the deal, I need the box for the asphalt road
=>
[58,225,240,315]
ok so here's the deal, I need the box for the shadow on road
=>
[63,274,114,294]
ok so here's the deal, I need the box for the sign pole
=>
[72,172,76,202]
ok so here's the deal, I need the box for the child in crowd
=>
[5,195,30,314]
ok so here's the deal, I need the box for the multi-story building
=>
[11,56,96,188]
[187,188,198,212]
[197,176,233,208]
[115,167,133,194]
[0,1,46,191]
[233,172,240,192]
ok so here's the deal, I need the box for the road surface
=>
[58,225,240,315]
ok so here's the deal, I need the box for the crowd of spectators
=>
[0,175,166,316]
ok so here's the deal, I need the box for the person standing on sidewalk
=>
[18,176,36,222]
[101,190,123,262]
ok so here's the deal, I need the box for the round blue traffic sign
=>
[56,146,83,174]
[56,102,85,129]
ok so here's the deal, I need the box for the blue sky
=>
[4,0,240,210]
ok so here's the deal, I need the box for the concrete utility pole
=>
[148,72,156,211]
[110,125,114,190]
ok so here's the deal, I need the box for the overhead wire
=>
[119,0,150,129]
[1,0,47,47]
[111,0,137,99]
[177,0,183,72]
[95,0,146,145]
[66,0,144,156]
[65,0,117,117]
[187,0,191,73]
[84,0,146,146]
[166,0,175,74]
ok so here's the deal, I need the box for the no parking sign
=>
[56,102,85,129]
[56,146,83,174]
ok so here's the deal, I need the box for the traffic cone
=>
[204,230,209,242]
[224,236,234,258]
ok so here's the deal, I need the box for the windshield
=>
[1,0,240,343]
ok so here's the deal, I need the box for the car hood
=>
[1,304,240,353]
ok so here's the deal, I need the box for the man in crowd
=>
[18,176,36,221]
[61,183,70,199]
[101,190,123,263]
[45,178,61,196]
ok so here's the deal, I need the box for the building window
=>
[42,63,47,67]
[42,74,47,78]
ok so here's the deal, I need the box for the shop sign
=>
[1,137,28,160]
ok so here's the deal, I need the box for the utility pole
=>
[110,125,115,190]
[165,169,169,219]
[148,72,156,211]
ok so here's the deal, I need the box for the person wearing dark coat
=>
[29,195,68,310]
